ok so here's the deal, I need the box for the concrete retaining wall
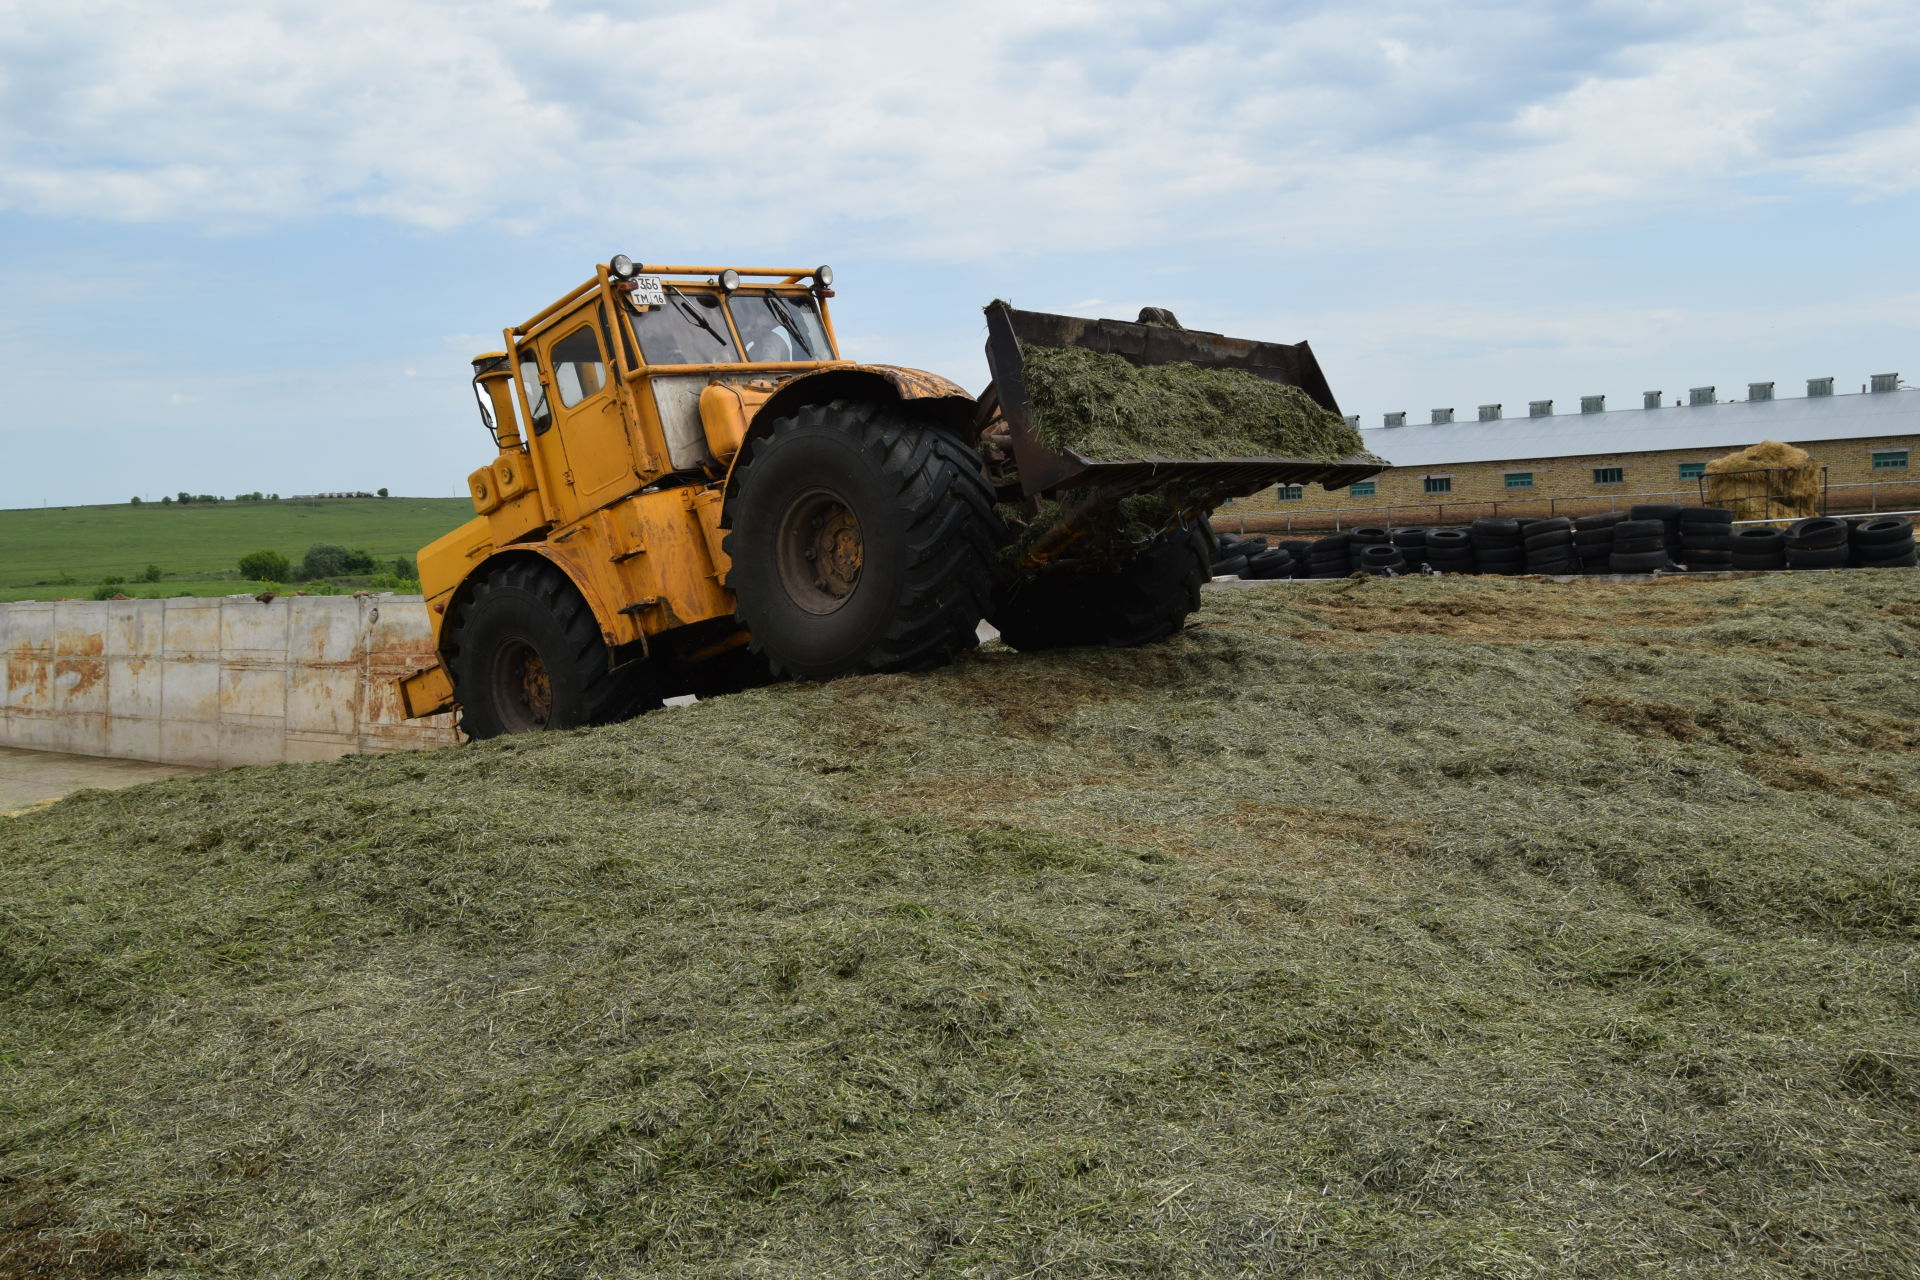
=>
[0,595,459,767]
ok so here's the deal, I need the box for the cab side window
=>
[551,326,607,407]
[518,355,552,435]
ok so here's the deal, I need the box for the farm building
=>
[1220,374,1919,531]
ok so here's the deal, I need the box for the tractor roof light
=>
[718,268,740,292]
[609,254,637,279]
[814,264,833,287]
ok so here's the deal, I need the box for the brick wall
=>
[1220,432,1920,531]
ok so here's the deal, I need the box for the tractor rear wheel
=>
[447,559,662,738]
[723,398,1004,680]
[989,521,1213,652]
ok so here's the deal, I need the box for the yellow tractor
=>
[399,258,1376,736]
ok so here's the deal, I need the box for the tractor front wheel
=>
[988,521,1213,652]
[446,559,661,738]
[723,398,1004,680]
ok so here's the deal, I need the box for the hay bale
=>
[1704,440,1820,521]
[1020,343,1369,463]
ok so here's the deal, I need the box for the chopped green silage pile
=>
[6,573,1920,1278]
[1020,343,1368,463]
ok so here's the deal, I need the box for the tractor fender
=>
[720,365,977,516]
[440,545,630,657]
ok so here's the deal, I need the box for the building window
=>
[1593,466,1624,485]
[1348,481,1376,497]
[1873,450,1910,471]
[1423,476,1452,495]
[1678,461,1705,479]
[1504,472,1533,489]
[1275,484,1304,501]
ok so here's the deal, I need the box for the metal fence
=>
[1216,477,1920,534]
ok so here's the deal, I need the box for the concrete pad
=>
[162,597,221,658]
[288,596,360,664]
[220,598,290,660]
[160,658,221,724]
[53,601,108,657]
[0,743,206,816]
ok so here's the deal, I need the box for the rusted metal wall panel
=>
[0,595,458,767]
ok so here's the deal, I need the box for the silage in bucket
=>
[1704,439,1820,522]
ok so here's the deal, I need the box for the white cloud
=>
[0,0,1915,258]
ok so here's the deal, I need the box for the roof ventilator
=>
[1581,395,1605,414]
[1529,400,1552,418]
[1478,404,1502,421]
[1871,373,1900,393]
[1431,408,1454,424]
[1808,377,1834,397]
[1643,390,1663,409]
[1383,411,1406,428]
[1748,382,1774,402]
[1689,386,1716,406]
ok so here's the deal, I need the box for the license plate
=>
[628,275,667,307]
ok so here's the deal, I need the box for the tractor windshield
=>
[728,291,834,364]
[628,289,740,365]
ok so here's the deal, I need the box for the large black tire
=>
[991,523,1212,652]
[1787,518,1849,551]
[1786,545,1848,569]
[1853,516,1915,546]
[724,399,1003,681]
[1733,527,1787,553]
[447,559,663,739]
[1610,549,1667,573]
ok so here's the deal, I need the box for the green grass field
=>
[0,498,472,601]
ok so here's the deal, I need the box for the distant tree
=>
[344,548,377,574]
[160,495,173,505]
[177,491,191,504]
[239,550,291,581]
[390,555,417,579]
[377,487,389,498]
[129,495,143,506]
[268,493,280,500]
[299,544,351,580]
[140,564,163,583]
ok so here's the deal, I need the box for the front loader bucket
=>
[980,301,1381,504]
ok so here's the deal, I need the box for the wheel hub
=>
[777,488,864,614]
[488,638,552,732]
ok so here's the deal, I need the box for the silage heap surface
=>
[1019,342,1370,464]
[6,573,1920,1279]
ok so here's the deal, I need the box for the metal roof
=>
[1366,387,1919,469]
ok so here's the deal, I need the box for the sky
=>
[2,0,1917,508]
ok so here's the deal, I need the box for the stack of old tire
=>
[1607,516,1671,574]
[1521,517,1577,575]
[1424,528,1475,573]
[1783,517,1850,571]
[1391,527,1429,572]
[1210,534,1297,579]
[1573,511,1627,573]
[1630,504,1687,554]
[1677,506,1735,571]
[1468,518,1525,575]
[1849,516,1918,568]
[1730,526,1786,571]
[1307,532,1353,578]
[1348,527,1405,576]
